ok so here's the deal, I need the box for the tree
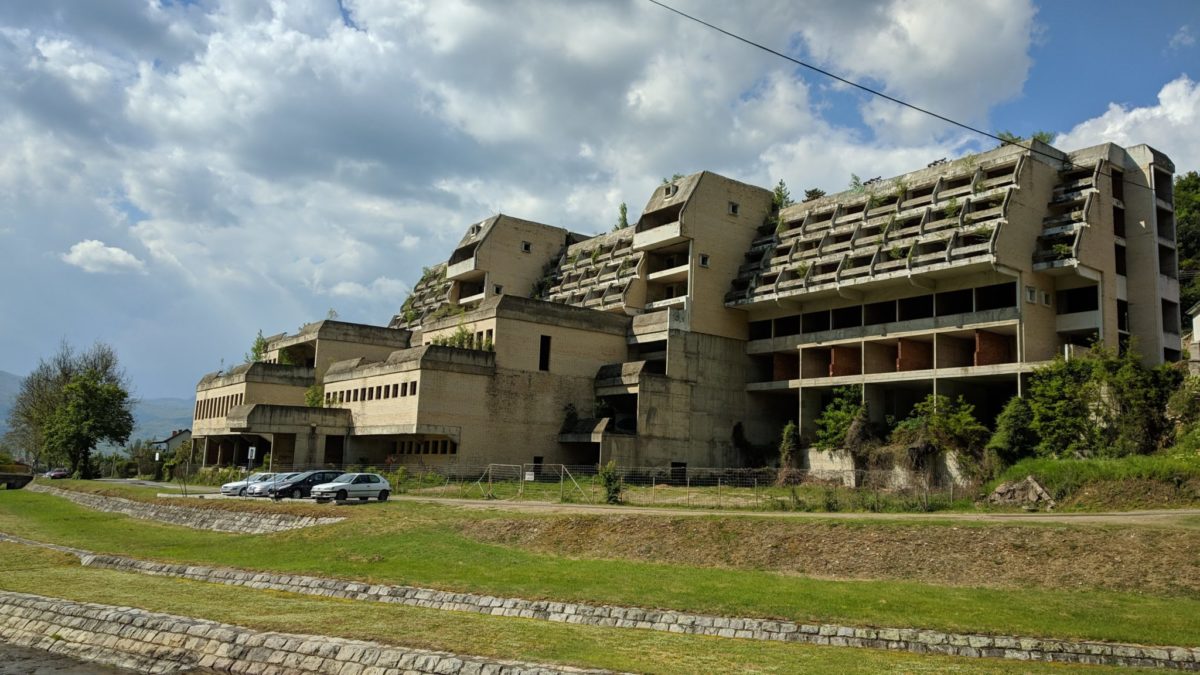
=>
[613,202,629,231]
[305,383,325,408]
[6,341,130,469]
[245,329,268,363]
[985,396,1036,465]
[813,386,863,450]
[802,188,826,202]
[772,179,793,211]
[44,370,134,477]
[778,420,798,467]
[1173,172,1200,310]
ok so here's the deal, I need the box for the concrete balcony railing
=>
[1055,310,1100,334]
[633,221,686,251]
[446,256,479,280]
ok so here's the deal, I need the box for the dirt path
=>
[396,494,1200,527]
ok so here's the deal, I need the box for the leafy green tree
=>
[44,370,134,477]
[802,188,826,202]
[1173,172,1200,310]
[891,394,988,457]
[1026,345,1180,458]
[6,341,128,469]
[597,460,622,504]
[613,202,629,231]
[772,179,793,210]
[778,420,798,467]
[305,384,325,408]
[985,396,1036,465]
[245,329,268,363]
[813,386,862,450]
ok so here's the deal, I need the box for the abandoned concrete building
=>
[192,140,1181,473]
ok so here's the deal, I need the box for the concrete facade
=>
[192,144,1180,472]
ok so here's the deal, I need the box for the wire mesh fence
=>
[173,461,973,512]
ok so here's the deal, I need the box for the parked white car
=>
[311,473,391,502]
[220,472,275,496]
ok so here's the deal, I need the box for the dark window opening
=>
[539,335,552,371]
[801,310,830,333]
[1056,287,1099,315]
[975,282,1016,311]
[1113,205,1126,238]
[749,320,772,341]
[863,300,896,326]
[1115,244,1127,275]
[1117,300,1129,332]
[935,289,973,316]
[898,294,934,321]
[831,305,863,329]
[774,315,800,337]
[1110,169,1124,202]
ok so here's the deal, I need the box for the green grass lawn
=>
[0,489,1196,648]
[0,543,1155,675]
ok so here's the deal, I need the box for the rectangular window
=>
[699,253,710,267]
[383,386,390,400]
[376,385,383,399]
[494,284,503,295]
[392,383,399,398]
[352,389,359,402]
[401,382,408,397]
[1025,285,1037,304]
[539,335,552,371]
[521,241,532,253]
[411,380,418,395]
[1041,291,1052,307]
[728,201,740,216]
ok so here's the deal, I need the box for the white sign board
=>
[154,452,160,462]
[524,471,535,482]
[248,446,257,460]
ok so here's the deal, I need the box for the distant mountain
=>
[0,371,21,436]
[130,397,194,442]
[0,369,192,444]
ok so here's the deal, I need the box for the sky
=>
[0,0,1197,398]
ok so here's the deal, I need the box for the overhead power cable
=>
[645,0,1163,196]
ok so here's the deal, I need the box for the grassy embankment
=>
[0,487,1197,648]
[0,542,1151,675]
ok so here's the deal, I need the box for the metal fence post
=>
[686,473,691,507]
[717,477,722,509]
[559,466,564,503]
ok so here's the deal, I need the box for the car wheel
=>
[336,490,347,501]
[378,490,389,502]
[291,488,303,500]
[238,487,247,497]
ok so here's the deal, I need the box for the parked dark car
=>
[266,470,345,500]
[44,468,69,479]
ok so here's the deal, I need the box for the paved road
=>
[0,643,129,674]
[393,494,1200,526]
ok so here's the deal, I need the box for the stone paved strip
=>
[0,590,617,675]
[24,484,342,534]
[2,532,1194,670]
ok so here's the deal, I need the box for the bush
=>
[597,460,622,504]
[813,386,862,450]
[890,394,988,473]
[778,421,798,467]
[986,396,1036,466]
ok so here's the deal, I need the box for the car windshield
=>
[330,473,355,483]
[251,473,275,482]
[276,473,301,481]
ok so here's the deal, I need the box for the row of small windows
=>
[327,380,419,405]
[196,393,243,420]
[397,439,457,455]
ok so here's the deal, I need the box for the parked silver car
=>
[246,472,300,497]
[220,472,275,496]
[311,473,391,502]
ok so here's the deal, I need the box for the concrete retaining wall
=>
[0,590,615,675]
[26,484,342,534]
[71,547,1200,670]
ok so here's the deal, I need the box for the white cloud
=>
[1055,75,1200,171]
[1169,25,1195,51]
[61,239,146,274]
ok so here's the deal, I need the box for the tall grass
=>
[992,454,1200,499]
